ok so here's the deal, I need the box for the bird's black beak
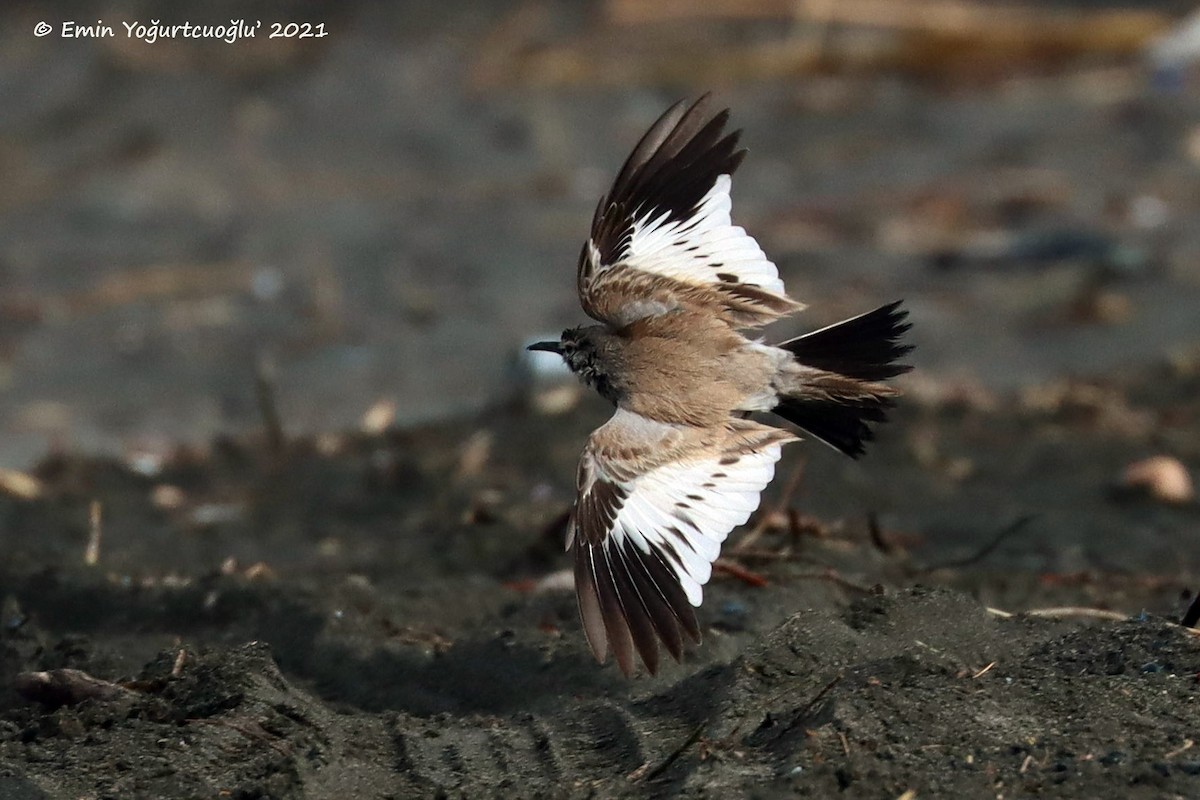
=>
[527,340,564,355]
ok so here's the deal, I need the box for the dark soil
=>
[2,362,1200,798]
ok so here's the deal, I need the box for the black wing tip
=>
[573,533,704,676]
[677,92,716,122]
[729,146,748,174]
[591,94,746,267]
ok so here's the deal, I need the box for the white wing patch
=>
[600,437,785,609]
[621,175,787,296]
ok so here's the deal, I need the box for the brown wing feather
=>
[583,267,800,330]
[573,538,608,663]
[590,541,637,676]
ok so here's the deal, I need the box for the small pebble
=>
[361,400,396,435]
[0,469,42,500]
[1120,456,1194,504]
[151,484,186,510]
[1129,194,1169,230]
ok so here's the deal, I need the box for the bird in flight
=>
[528,95,912,676]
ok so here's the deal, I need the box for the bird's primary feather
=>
[578,94,803,330]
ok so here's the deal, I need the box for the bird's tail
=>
[771,301,913,458]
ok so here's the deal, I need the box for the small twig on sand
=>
[639,722,708,782]
[736,458,805,551]
[720,548,877,595]
[255,352,285,456]
[1025,607,1129,622]
[971,661,997,679]
[785,675,844,731]
[171,649,188,678]
[919,515,1034,573]
[1027,609,1128,623]
[713,559,769,588]
[1165,739,1195,760]
[1180,591,1200,628]
[729,547,806,561]
[85,499,102,566]
[987,606,1128,622]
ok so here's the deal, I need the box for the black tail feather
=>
[773,301,912,458]
[773,396,893,459]
[778,301,913,381]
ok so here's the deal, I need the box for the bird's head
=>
[527,326,591,372]
[527,326,614,399]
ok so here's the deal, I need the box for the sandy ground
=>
[3,1,1200,798]
[2,361,1200,798]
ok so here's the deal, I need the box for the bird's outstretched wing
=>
[569,408,796,676]
[578,94,803,330]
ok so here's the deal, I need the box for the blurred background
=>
[3,0,1200,470]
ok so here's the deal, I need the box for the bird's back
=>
[605,312,775,427]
